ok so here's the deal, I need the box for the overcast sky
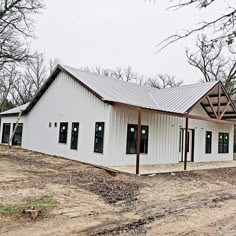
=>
[32,0,225,84]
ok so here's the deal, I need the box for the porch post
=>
[184,116,189,170]
[136,108,141,175]
[218,84,221,118]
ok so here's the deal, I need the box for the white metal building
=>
[1,65,236,173]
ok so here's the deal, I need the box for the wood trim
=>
[136,108,141,175]
[206,96,218,118]
[219,100,231,120]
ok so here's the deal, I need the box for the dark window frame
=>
[12,123,23,146]
[2,123,11,144]
[59,122,68,144]
[94,122,105,154]
[126,124,149,154]
[70,122,79,150]
[205,131,212,154]
[218,132,229,154]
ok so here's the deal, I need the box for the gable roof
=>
[0,64,234,118]
[59,65,219,114]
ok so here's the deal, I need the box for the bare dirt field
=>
[0,145,236,236]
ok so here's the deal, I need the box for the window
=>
[205,131,212,154]
[59,122,68,144]
[2,123,11,144]
[49,122,52,128]
[71,123,79,150]
[94,122,105,153]
[12,123,23,146]
[218,133,229,153]
[54,122,57,128]
[126,124,149,154]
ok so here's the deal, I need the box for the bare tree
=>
[145,74,183,88]
[82,66,141,83]
[82,65,182,88]
[157,1,236,52]
[0,65,18,111]
[10,53,47,106]
[0,0,44,71]
[186,35,236,97]
[49,57,61,74]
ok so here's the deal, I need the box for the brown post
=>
[136,108,141,175]
[184,116,189,170]
[218,84,221,118]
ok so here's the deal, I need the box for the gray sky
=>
[32,0,225,84]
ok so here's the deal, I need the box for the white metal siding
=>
[107,105,233,166]
[22,72,112,165]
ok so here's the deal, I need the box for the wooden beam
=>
[219,100,231,120]
[136,108,141,175]
[218,84,221,117]
[188,114,236,125]
[202,102,228,107]
[208,111,236,115]
[206,96,218,118]
[184,117,189,171]
[208,94,223,98]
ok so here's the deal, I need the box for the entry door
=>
[179,129,194,162]
[12,123,23,146]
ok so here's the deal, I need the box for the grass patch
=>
[0,195,57,217]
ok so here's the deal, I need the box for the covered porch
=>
[113,81,236,174]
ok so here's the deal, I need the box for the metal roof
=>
[62,65,219,114]
[0,65,220,116]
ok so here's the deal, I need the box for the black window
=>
[2,123,11,144]
[49,122,52,128]
[94,122,104,153]
[219,133,229,153]
[205,131,212,154]
[59,122,68,144]
[54,122,57,128]
[71,123,79,150]
[12,123,23,146]
[126,124,149,154]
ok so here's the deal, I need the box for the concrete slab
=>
[111,161,236,175]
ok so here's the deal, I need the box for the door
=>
[179,129,194,162]
[12,123,23,146]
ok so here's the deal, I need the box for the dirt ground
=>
[0,145,236,235]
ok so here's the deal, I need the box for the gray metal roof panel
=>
[62,65,218,114]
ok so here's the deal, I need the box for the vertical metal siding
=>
[108,105,233,166]
[22,72,112,166]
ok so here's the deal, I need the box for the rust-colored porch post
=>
[218,84,221,118]
[184,116,189,170]
[136,108,141,175]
